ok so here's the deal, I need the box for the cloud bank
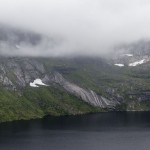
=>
[0,0,150,56]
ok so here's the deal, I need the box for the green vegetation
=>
[42,57,150,96]
[1,57,150,123]
[41,57,150,111]
[0,86,102,123]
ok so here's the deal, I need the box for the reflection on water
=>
[0,112,150,150]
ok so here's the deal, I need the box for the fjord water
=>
[0,112,150,150]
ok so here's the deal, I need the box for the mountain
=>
[0,25,150,122]
[112,40,150,66]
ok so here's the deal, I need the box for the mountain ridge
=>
[0,25,150,122]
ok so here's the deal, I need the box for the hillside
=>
[0,25,150,122]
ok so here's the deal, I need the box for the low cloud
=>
[0,0,150,57]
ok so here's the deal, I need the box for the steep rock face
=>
[50,72,119,108]
[0,57,120,108]
[0,57,46,88]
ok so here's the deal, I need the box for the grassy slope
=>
[42,58,150,91]
[42,58,150,111]
[1,57,150,122]
[0,86,102,123]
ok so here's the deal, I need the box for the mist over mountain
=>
[1,2,150,150]
[0,24,64,57]
[0,0,150,57]
[1,0,150,123]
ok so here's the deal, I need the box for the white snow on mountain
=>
[124,54,133,57]
[114,64,124,67]
[129,59,145,66]
[30,79,48,87]
[15,45,20,49]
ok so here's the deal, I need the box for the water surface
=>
[0,112,150,150]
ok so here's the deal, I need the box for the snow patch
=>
[129,59,145,66]
[15,45,20,49]
[30,82,39,87]
[114,64,124,67]
[30,79,48,87]
[124,54,133,57]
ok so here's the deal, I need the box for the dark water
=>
[1,112,150,150]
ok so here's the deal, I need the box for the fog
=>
[0,0,150,57]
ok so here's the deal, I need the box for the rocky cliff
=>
[0,57,120,109]
[0,24,150,123]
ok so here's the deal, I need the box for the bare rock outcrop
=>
[0,57,120,108]
[50,72,119,108]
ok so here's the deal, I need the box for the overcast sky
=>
[0,0,150,56]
